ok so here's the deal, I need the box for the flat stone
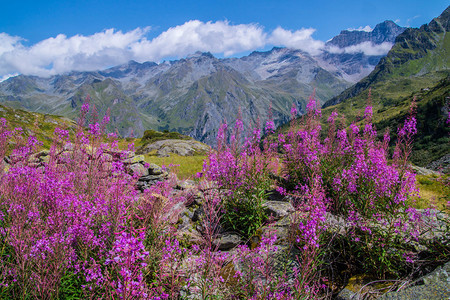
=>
[100,153,113,162]
[336,288,359,300]
[214,233,242,251]
[137,139,210,157]
[263,201,295,220]
[411,165,440,176]
[123,155,145,164]
[138,174,166,182]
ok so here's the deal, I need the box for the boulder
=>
[123,155,145,164]
[148,163,164,175]
[410,165,440,176]
[136,139,210,157]
[378,261,450,300]
[214,233,242,251]
[263,201,295,220]
[128,163,149,177]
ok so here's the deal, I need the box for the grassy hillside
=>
[0,103,76,149]
[321,72,449,167]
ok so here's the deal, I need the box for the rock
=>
[379,261,450,300]
[35,149,49,158]
[3,156,11,164]
[63,143,74,151]
[138,173,168,182]
[335,288,359,300]
[100,153,113,162]
[128,163,149,177]
[266,189,286,201]
[123,155,145,164]
[214,233,242,251]
[176,180,196,190]
[148,163,164,175]
[192,206,204,222]
[137,139,210,157]
[41,155,50,164]
[2,161,10,172]
[263,201,295,220]
[427,154,450,174]
[410,165,440,176]
[163,202,186,224]
[136,181,151,191]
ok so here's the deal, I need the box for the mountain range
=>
[0,20,405,145]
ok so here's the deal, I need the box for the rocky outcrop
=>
[426,154,450,174]
[5,147,169,191]
[410,165,441,176]
[136,139,210,157]
[378,261,450,300]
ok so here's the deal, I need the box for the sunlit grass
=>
[410,174,449,211]
[143,152,207,179]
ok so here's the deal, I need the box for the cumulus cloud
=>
[0,19,391,79]
[0,21,271,78]
[326,41,393,56]
[132,20,267,60]
[346,25,373,32]
[0,28,147,78]
[268,27,324,56]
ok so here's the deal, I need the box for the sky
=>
[0,0,448,80]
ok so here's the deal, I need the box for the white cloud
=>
[346,25,373,32]
[0,28,147,77]
[268,27,324,56]
[0,20,392,78]
[131,20,267,61]
[326,41,393,56]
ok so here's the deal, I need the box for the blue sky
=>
[0,0,448,79]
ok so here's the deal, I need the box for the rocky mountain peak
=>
[326,20,405,48]
[186,51,215,60]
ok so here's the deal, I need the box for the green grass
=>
[411,174,450,211]
[0,104,77,150]
[320,72,450,167]
[143,152,207,179]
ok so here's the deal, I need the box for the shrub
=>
[199,117,278,238]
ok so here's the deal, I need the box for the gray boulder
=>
[263,201,295,220]
[214,233,242,251]
[137,139,210,157]
[379,261,450,300]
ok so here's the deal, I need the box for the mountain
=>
[0,21,406,145]
[316,21,406,83]
[326,20,405,48]
[321,6,450,168]
[324,6,449,108]
[0,49,348,145]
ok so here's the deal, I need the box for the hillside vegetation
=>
[321,7,449,169]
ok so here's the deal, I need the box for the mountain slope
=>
[321,6,450,168]
[316,21,406,83]
[324,6,450,108]
[0,49,350,144]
